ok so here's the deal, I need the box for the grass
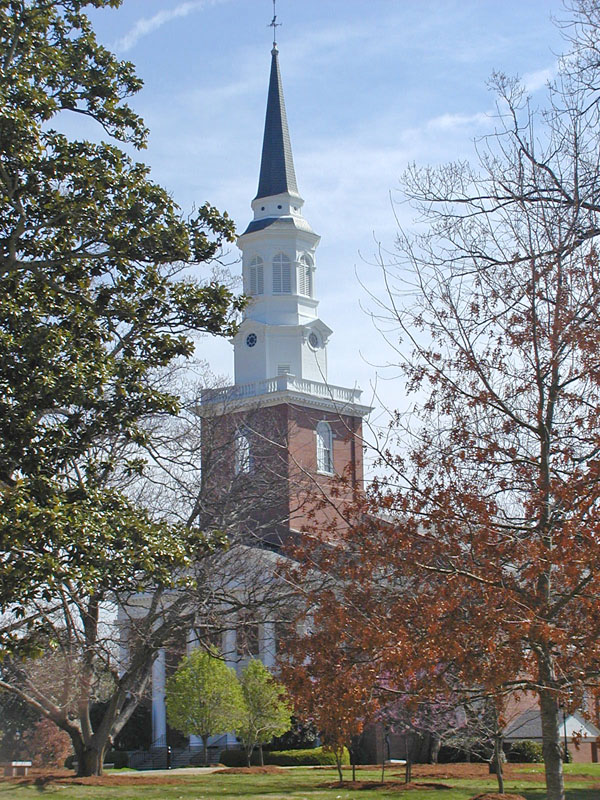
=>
[1,763,599,800]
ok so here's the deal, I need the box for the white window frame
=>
[316,420,333,474]
[297,254,313,297]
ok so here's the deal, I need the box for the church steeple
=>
[234,43,330,388]
[255,46,299,201]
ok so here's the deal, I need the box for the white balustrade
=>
[202,374,363,407]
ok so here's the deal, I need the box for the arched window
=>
[272,253,291,294]
[234,430,252,474]
[297,254,313,297]
[316,421,333,474]
[248,256,264,296]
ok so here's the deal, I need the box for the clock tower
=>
[201,42,371,545]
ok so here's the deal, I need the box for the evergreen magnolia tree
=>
[166,649,245,765]
[0,0,243,777]
[237,660,292,767]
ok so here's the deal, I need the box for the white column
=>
[187,630,203,748]
[151,648,167,745]
[261,622,276,669]
[224,627,238,669]
[222,627,239,747]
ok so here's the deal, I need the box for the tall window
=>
[316,421,333,474]
[297,254,313,297]
[273,253,291,293]
[248,256,264,295]
[234,430,252,474]
[236,610,260,656]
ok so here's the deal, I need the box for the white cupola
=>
[234,45,332,386]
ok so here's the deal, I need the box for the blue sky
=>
[86,0,566,430]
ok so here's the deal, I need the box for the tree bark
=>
[494,732,505,795]
[539,685,565,800]
[202,737,208,766]
[430,734,441,764]
[259,743,264,766]
[73,741,106,777]
[335,751,343,784]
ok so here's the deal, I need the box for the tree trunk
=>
[259,743,264,766]
[494,732,504,795]
[350,742,356,782]
[430,734,441,764]
[74,742,106,777]
[539,686,565,800]
[202,737,208,766]
[335,751,343,784]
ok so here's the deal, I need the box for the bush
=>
[219,745,350,767]
[22,719,72,767]
[219,749,261,767]
[507,740,544,763]
[267,717,318,751]
[104,750,129,769]
[267,746,349,766]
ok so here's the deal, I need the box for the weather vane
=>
[269,0,281,47]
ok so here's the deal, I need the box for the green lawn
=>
[1,764,599,800]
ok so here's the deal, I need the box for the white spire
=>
[233,45,332,387]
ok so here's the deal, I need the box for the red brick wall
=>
[201,400,365,547]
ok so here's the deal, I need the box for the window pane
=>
[316,421,333,473]
[235,433,251,474]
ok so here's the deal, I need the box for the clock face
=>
[246,333,257,348]
[308,332,319,349]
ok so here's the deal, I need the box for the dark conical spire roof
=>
[254,46,299,201]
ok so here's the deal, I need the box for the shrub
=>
[267,746,349,766]
[507,740,544,763]
[219,749,261,767]
[267,716,318,751]
[104,750,129,769]
[22,719,72,767]
[219,745,350,767]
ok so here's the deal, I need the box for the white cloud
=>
[522,65,555,93]
[114,0,230,52]
[426,111,490,131]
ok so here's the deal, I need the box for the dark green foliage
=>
[0,0,243,777]
[267,715,318,751]
[104,750,129,768]
[219,745,349,767]
[219,749,261,767]
[267,746,350,766]
[0,0,243,623]
[90,701,151,752]
[507,740,544,763]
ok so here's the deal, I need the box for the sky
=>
[84,0,567,434]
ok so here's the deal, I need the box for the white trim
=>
[201,375,372,418]
[316,420,334,474]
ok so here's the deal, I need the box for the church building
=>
[147,39,371,755]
